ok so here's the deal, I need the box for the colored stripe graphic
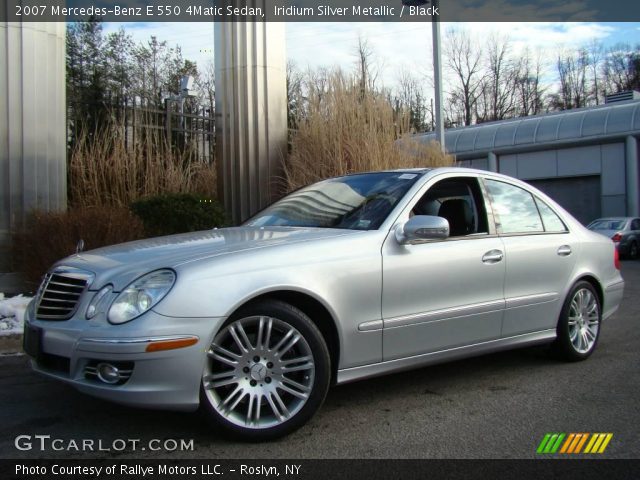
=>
[585,433,614,454]
[550,433,565,453]
[544,434,559,453]
[567,433,584,453]
[584,434,599,453]
[560,433,576,453]
[574,433,589,453]
[537,433,565,454]
[538,433,613,454]
[537,434,552,454]
[598,433,613,453]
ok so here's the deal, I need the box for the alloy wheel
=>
[567,288,599,354]
[203,316,316,429]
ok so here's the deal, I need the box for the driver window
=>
[411,177,489,237]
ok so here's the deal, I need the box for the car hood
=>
[54,227,358,290]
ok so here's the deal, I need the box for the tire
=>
[200,299,331,441]
[552,281,601,362]
[629,241,638,260]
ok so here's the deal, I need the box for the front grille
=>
[36,268,93,320]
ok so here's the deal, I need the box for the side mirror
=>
[395,215,450,245]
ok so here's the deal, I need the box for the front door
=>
[382,175,505,361]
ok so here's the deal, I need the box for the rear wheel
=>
[629,241,638,260]
[200,300,331,441]
[553,281,601,361]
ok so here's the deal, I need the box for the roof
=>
[342,168,432,176]
[414,100,640,158]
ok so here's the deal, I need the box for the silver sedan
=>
[587,217,640,259]
[23,168,625,440]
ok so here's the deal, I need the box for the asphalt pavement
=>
[1,262,638,459]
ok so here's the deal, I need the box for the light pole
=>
[402,0,445,153]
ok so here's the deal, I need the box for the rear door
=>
[483,178,578,337]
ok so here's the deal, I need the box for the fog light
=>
[96,363,121,384]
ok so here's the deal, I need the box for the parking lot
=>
[0,261,638,459]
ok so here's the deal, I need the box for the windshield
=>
[588,219,626,230]
[244,172,421,230]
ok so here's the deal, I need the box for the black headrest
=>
[438,199,472,236]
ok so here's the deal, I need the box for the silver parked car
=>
[587,217,640,259]
[24,168,624,440]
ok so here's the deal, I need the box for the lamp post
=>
[401,0,445,153]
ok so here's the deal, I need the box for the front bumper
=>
[24,307,225,411]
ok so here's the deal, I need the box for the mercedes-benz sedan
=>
[23,168,624,440]
[587,217,640,259]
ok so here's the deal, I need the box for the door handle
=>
[482,249,504,264]
[557,245,572,256]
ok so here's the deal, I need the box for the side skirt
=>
[336,329,556,385]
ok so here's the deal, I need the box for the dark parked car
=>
[587,217,640,259]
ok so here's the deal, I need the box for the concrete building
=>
[0,22,67,291]
[416,96,640,225]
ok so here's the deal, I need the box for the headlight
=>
[108,270,176,324]
[86,285,113,319]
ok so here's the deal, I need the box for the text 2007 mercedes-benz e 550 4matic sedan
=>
[23,168,625,440]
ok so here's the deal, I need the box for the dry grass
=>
[284,70,454,191]
[11,207,146,286]
[68,118,216,207]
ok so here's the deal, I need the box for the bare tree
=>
[394,69,430,132]
[554,48,590,110]
[515,47,546,116]
[602,43,640,95]
[444,28,484,126]
[197,60,215,116]
[477,34,519,122]
[586,39,604,105]
[353,36,380,96]
[286,61,304,130]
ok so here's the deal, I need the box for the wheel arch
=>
[573,274,604,311]
[227,290,342,382]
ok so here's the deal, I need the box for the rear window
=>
[534,198,567,233]
[589,220,626,230]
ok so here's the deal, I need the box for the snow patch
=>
[0,293,33,336]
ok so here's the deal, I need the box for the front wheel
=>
[200,300,331,441]
[553,281,601,361]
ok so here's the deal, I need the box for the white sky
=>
[103,22,640,92]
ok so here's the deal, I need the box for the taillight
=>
[611,232,622,242]
[614,247,620,270]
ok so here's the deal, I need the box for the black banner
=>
[2,459,640,480]
[1,0,640,22]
